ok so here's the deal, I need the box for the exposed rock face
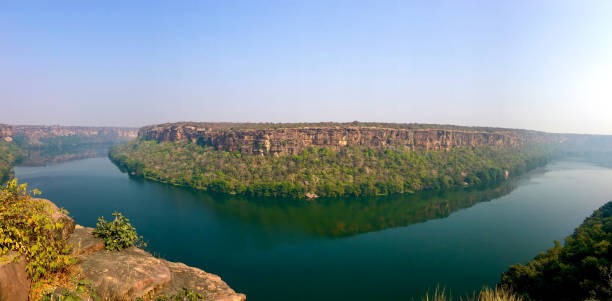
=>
[139,122,551,155]
[0,252,29,301]
[77,246,173,300]
[68,226,246,301]
[160,261,245,301]
[13,125,138,145]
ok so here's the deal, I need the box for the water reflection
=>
[18,145,112,166]
[131,175,524,239]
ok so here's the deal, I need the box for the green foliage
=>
[500,201,612,301]
[109,140,555,198]
[0,179,74,280]
[93,212,146,251]
[0,141,24,183]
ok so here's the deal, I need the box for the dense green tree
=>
[0,141,24,183]
[109,140,557,199]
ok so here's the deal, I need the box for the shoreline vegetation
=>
[109,140,556,199]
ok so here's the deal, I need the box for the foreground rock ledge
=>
[68,225,246,300]
[1,198,245,301]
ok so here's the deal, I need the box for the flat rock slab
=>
[68,225,246,300]
[77,247,172,300]
[158,261,246,301]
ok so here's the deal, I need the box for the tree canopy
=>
[110,140,556,198]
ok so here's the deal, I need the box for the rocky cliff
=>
[139,122,553,155]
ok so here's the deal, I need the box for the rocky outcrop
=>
[2,203,244,301]
[67,226,245,301]
[139,122,552,156]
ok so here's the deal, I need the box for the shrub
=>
[93,212,146,251]
[0,179,74,280]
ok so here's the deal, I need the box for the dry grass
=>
[477,287,522,301]
[422,286,451,301]
[29,265,99,301]
[421,286,522,301]
[29,266,77,300]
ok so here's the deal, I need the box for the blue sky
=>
[1,1,611,134]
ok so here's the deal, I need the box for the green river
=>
[15,158,612,300]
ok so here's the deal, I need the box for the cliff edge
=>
[0,198,245,301]
[67,226,246,301]
[138,122,554,156]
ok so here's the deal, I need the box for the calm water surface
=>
[15,158,612,300]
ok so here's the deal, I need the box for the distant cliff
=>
[13,125,137,145]
[110,122,560,198]
[139,122,555,156]
[4,125,138,166]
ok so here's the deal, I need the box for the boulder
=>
[0,252,30,301]
[67,226,104,256]
[76,247,172,300]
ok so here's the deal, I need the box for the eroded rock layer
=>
[139,122,551,155]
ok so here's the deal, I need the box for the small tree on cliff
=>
[93,212,146,251]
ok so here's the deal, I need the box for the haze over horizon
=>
[2,1,611,135]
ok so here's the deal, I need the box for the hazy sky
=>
[1,1,611,134]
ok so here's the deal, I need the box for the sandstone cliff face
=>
[139,122,550,155]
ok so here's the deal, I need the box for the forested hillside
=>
[110,140,555,198]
